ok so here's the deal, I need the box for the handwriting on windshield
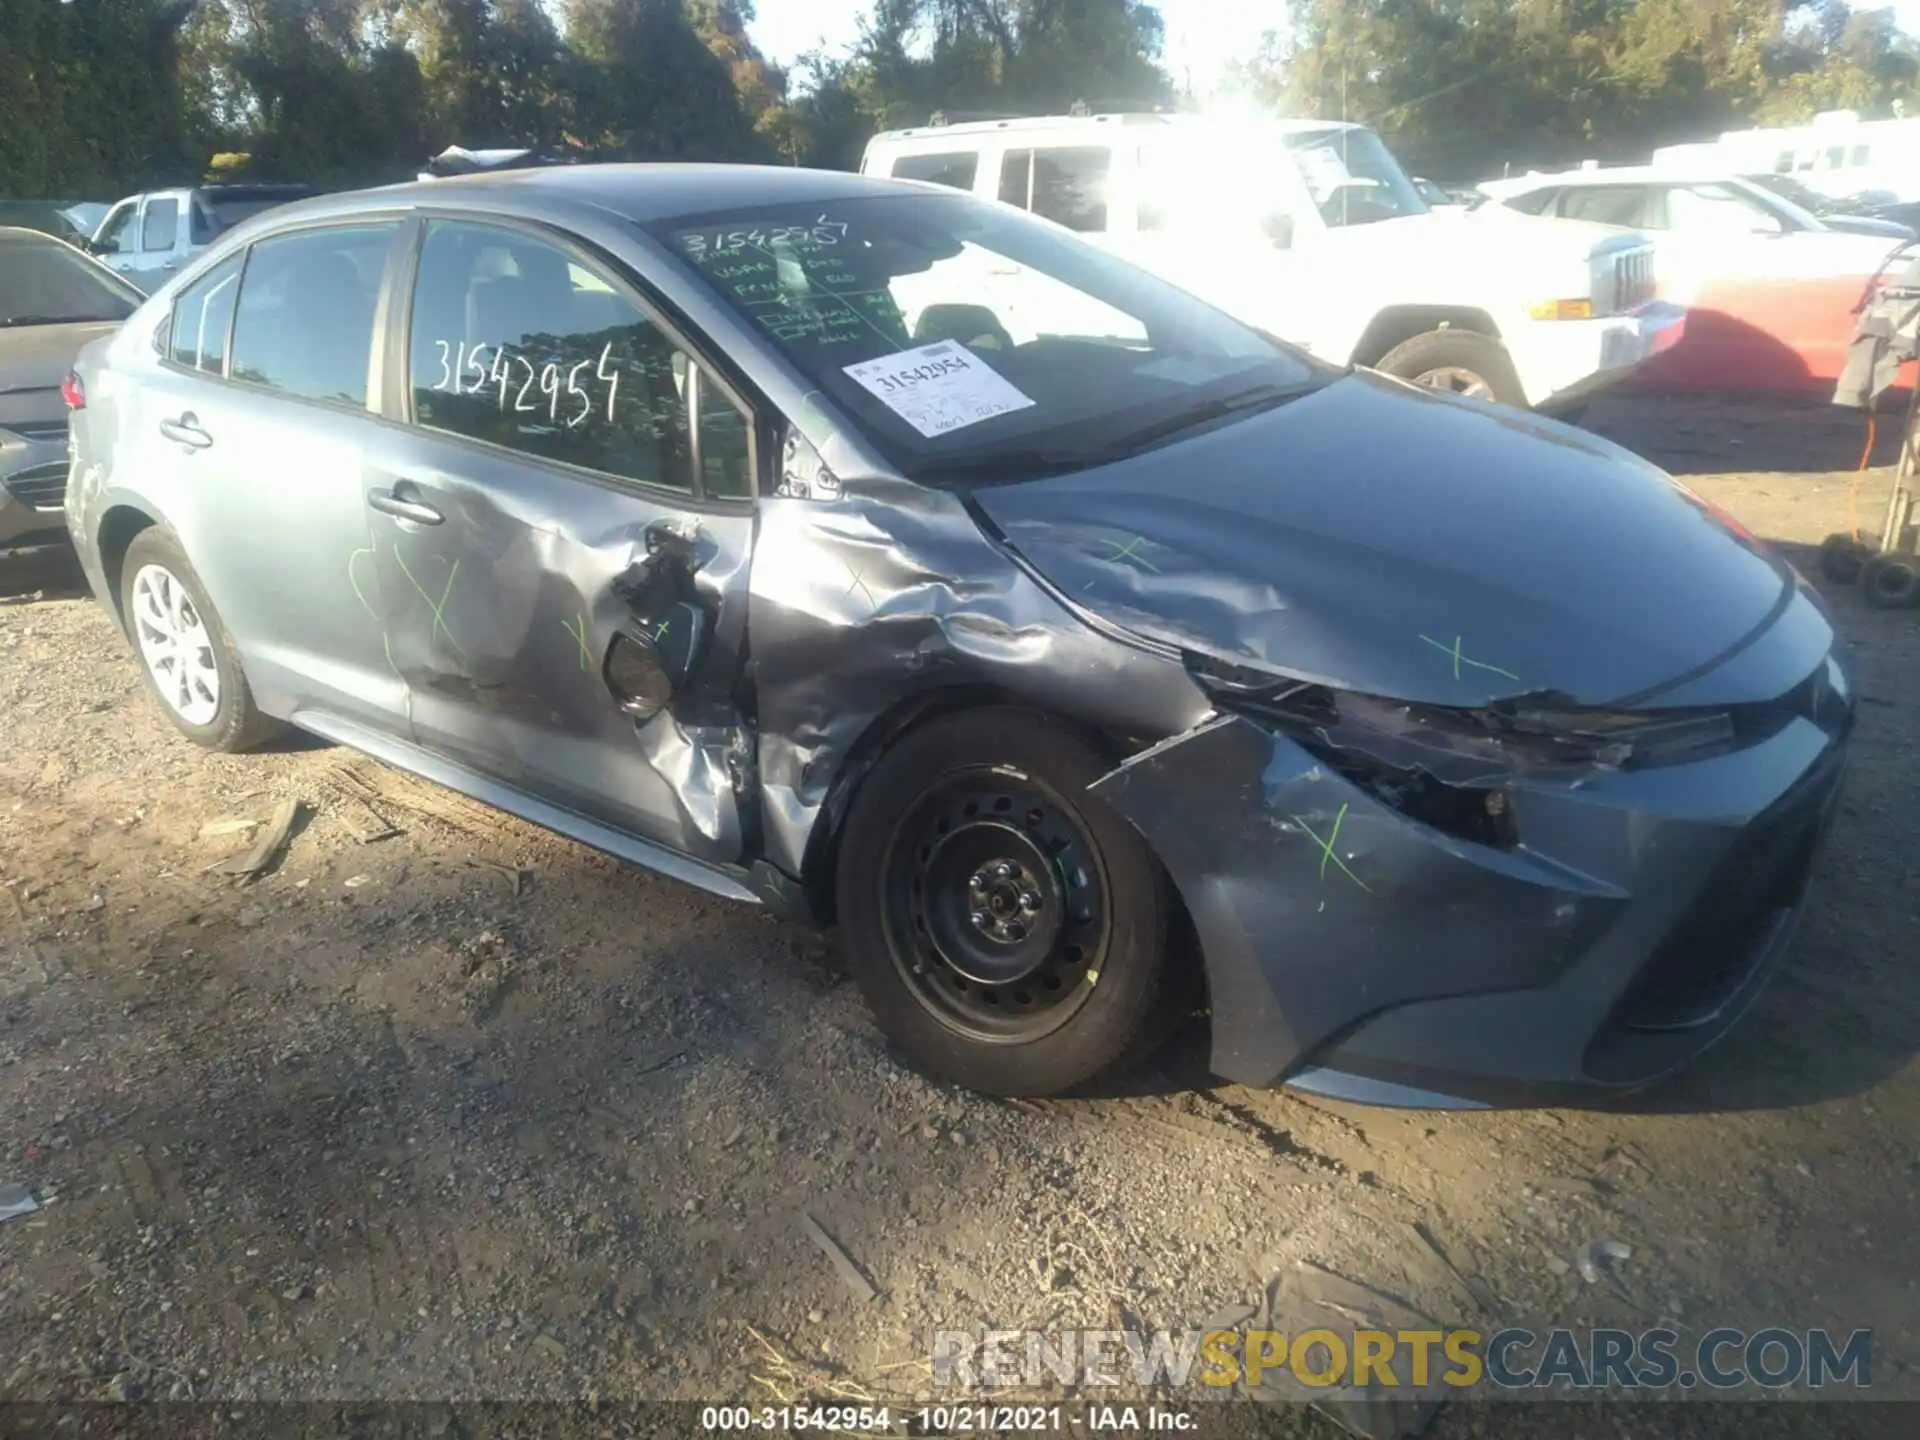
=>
[678,221,848,260]
[425,339,622,427]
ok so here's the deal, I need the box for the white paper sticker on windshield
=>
[842,341,1035,438]
[1294,145,1352,200]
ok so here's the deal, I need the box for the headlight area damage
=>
[1090,659,1854,1108]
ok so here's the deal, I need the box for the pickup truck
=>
[861,113,1683,415]
[83,184,317,293]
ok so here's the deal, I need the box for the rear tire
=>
[1376,328,1528,408]
[1820,532,1872,585]
[119,527,281,751]
[835,708,1173,1096]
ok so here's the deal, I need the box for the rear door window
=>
[228,223,398,406]
[404,219,749,498]
[891,152,980,191]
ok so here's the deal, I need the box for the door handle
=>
[158,413,212,450]
[368,485,444,526]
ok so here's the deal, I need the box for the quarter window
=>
[168,253,243,373]
[141,198,179,252]
[406,220,747,498]
[891,152,979,191]
[228,223,397,406]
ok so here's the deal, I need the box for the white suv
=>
[862,113,1682,413]
[85,185,317,293]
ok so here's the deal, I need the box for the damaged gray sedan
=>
[64,166,1853,1105]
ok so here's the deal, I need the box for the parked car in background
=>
[1411,176,1467,209]
[0,200,109,245]
[86,184,318,292]
[62,166,1851,1105]
[1481,163,1908,391]
[861,112,1679,416]
[1740,171,1917,240]
[1,227,141,556]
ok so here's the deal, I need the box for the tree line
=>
[3,0,1917,200]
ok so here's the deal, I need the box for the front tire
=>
[1376,328,1528,408]
[119,527,281,751]
[835,708,1173,1096]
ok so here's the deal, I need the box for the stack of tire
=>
[1821,533,1920,608]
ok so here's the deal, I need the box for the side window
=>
[407,219,742,497]
[167,252,243,374]
[94,203,137,255]
[1501,188,1558,217]
[1851,145,1871,166]
[1558,186,1654,228]
[141,198,179,252]
[999,149,1033,208]
[891,151,979,191]
[189,198,219,245]
[1669,184,1779,235]
[228,223,397,406]
[1136,140,1297,240]
[1030,147,1110,232]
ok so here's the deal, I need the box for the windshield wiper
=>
[1093,381,1311,457]
[914,447,1099,485]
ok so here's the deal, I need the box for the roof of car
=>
[258,164,916,229]
[868,113,1365,143]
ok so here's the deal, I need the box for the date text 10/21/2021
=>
[425,338,624,429]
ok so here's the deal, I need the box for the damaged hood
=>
[973,370,1829,710]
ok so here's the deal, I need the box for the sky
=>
[747,0,1920,95]
[746,0,1276,92]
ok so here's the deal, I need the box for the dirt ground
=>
[0,392,1915,1436]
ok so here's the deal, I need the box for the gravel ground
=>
[0,392,1915,1436]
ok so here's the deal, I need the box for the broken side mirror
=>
[602,601,709,721]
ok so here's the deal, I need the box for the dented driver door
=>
[358,215,759,865]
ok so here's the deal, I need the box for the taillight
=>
[60,371,85,410]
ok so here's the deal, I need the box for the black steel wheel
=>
[885,769,1106,1043]
[836,708,1174,1096]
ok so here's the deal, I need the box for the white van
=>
[862,112,1682,413]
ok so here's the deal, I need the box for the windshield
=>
[1744,173,1834,215]
[1284,127,1428,228]
[649,193,1323,482]
[0,233,140,326]
[202,191,315,234]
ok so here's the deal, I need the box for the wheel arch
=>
[797,688,1137,925]
[794,692,1211,1022]
[95,503,162,629]
[1349,306,1502,368]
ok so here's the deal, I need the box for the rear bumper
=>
[1510,301,1688,410]
[0,429,72,551]
[1092,680,1851,1108]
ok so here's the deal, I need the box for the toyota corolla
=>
[63,166,1852,1105]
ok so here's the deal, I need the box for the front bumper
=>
[1510,300,1687,411]
[1092,695,1850,1108]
